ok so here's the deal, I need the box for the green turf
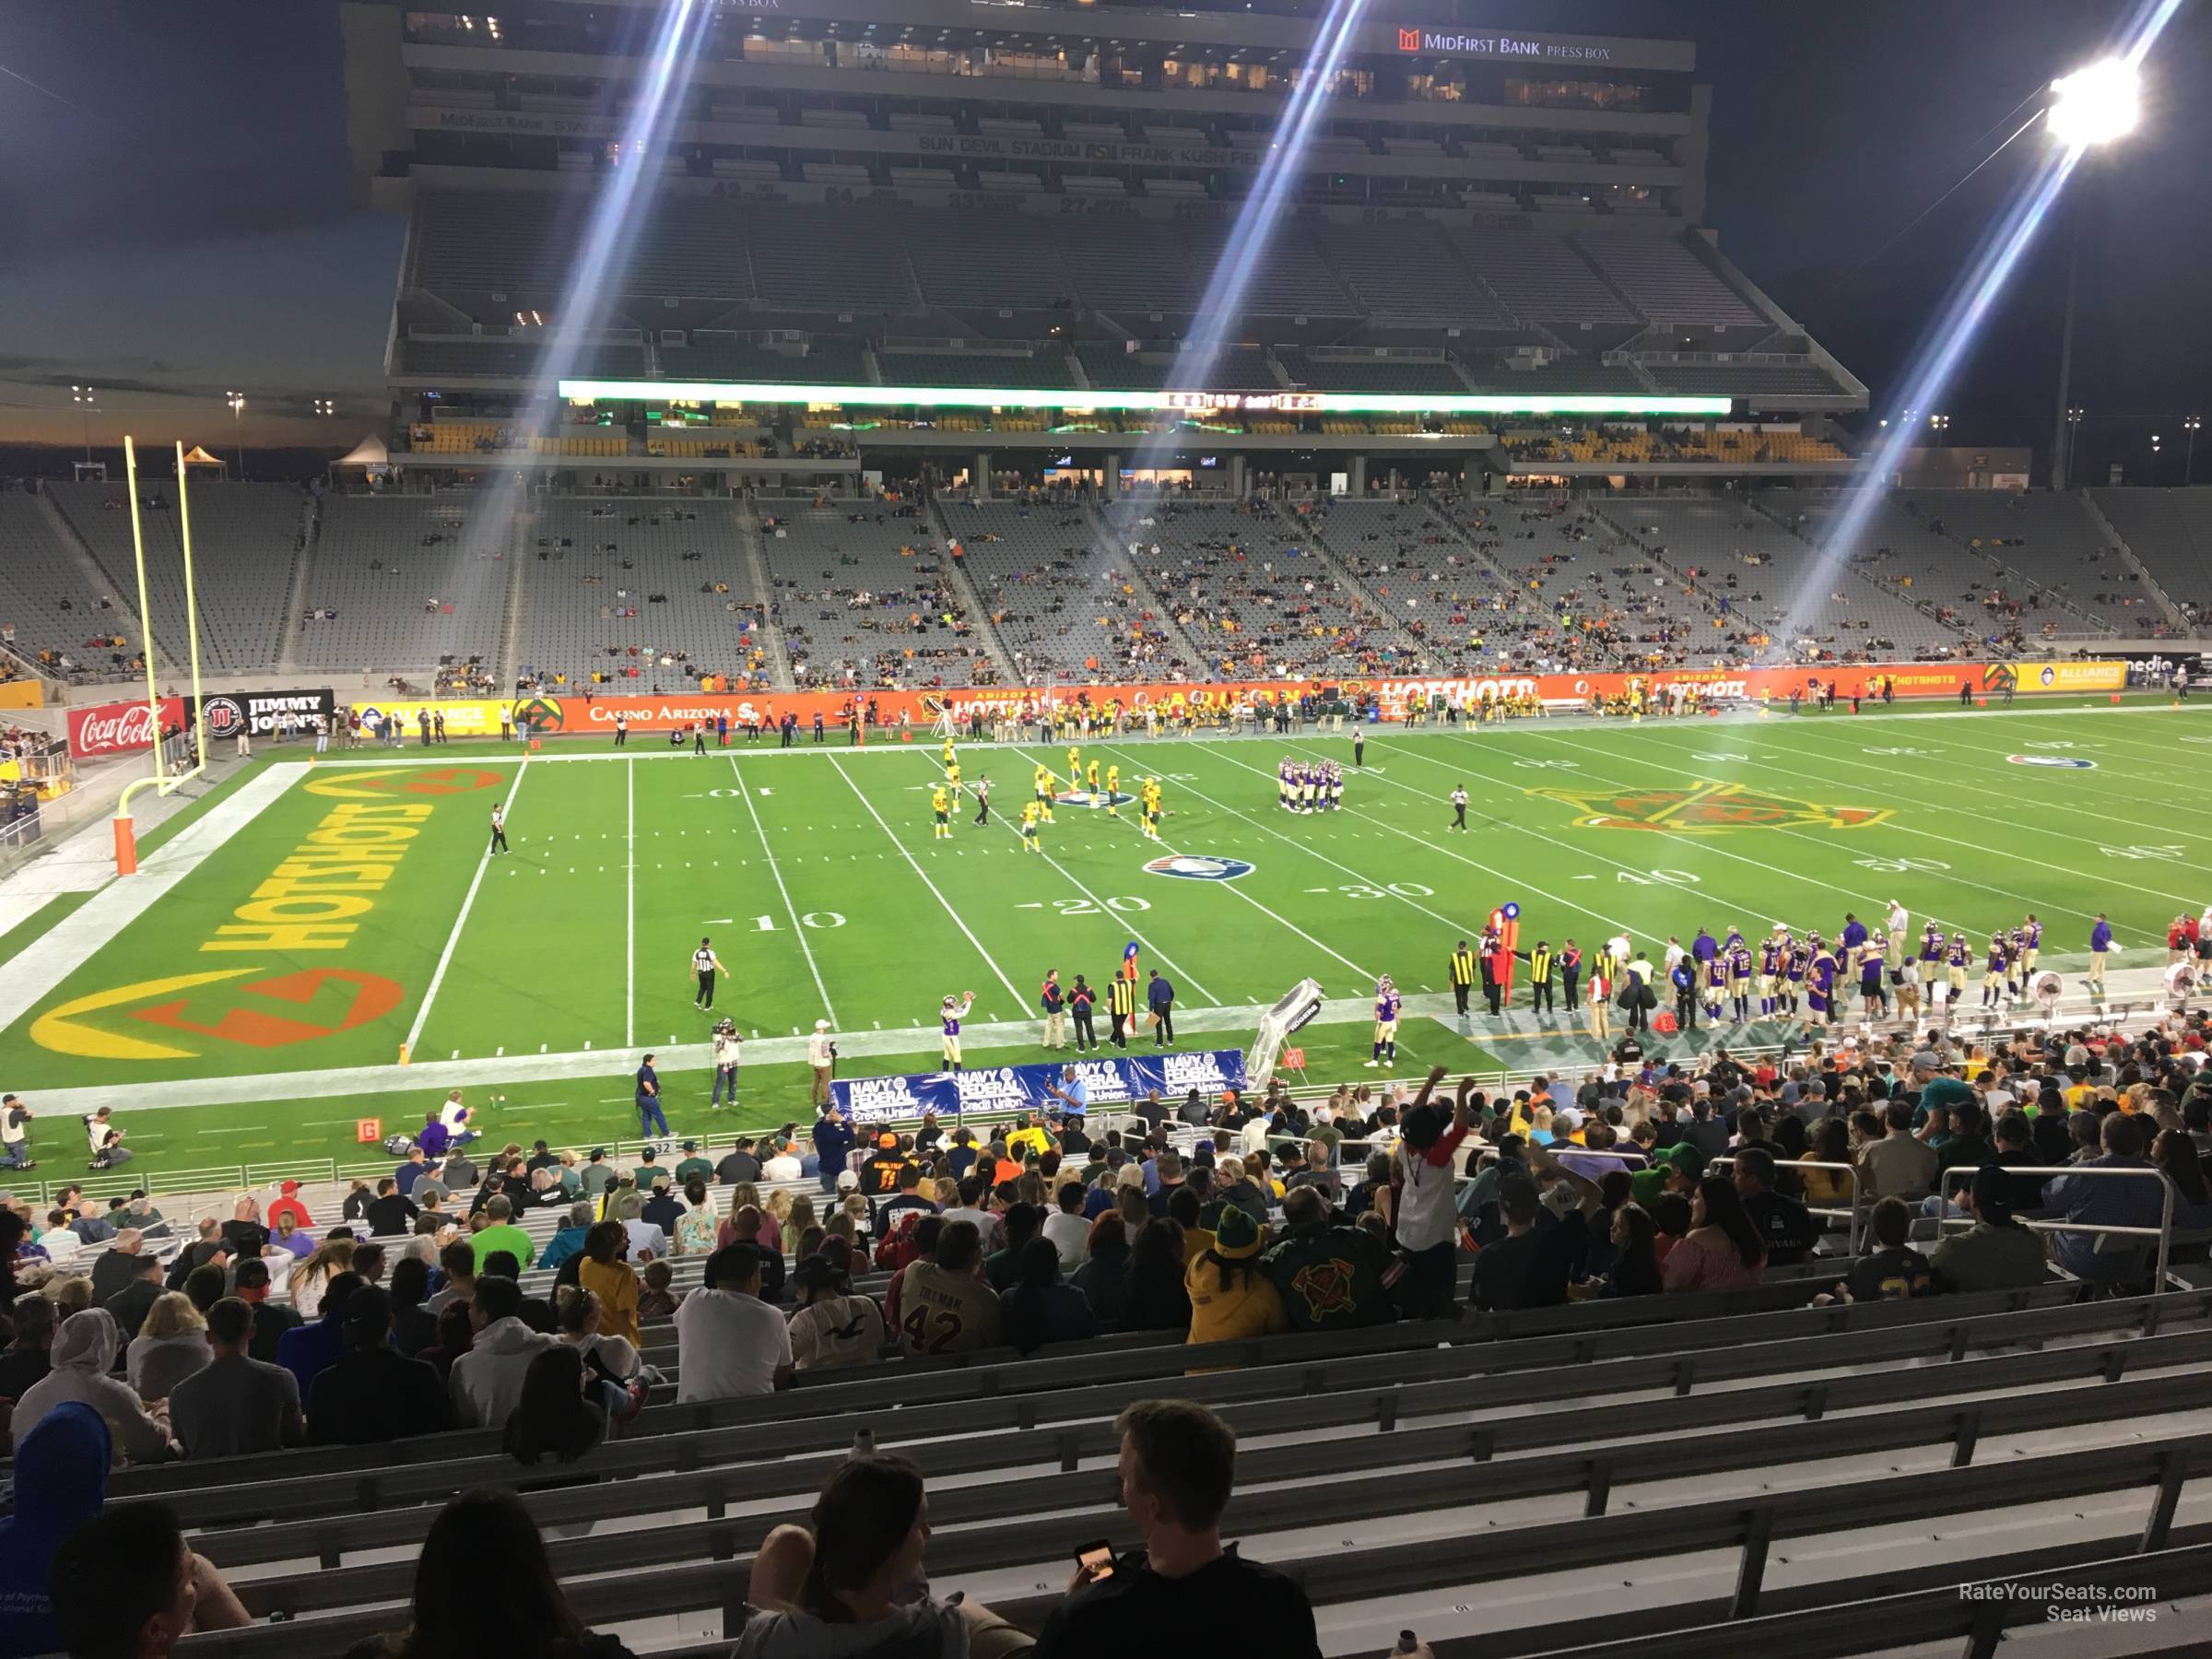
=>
[8,695,2207,1182]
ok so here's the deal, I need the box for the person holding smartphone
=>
[1032,1399,1320,1659]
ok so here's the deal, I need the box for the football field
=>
[5,694,2206,1182]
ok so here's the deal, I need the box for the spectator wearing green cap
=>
[1186,1204,1285,1349]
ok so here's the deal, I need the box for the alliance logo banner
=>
[830,1050,1249,1124]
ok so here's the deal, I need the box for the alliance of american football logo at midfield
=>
[1529,779,1890,833]
[1143,854,1253,881]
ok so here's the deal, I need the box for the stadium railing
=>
[164,1304,2212,1654]
[1930,1160,2197,1288]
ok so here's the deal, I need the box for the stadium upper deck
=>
[343,0,1865,486]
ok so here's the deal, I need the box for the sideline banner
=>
[68,697,184,759]
[348,699,509,736]
[830,1048,1247,1125]
[0,678,43,710]
[198,688,335,741]
[523,662,2006,734]
[1998,660,2126,693]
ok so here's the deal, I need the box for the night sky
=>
[0,0,2204,477]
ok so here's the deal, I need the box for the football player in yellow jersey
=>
[1085,759,1100,796]
[1020,799,1043,852]
[1032,764,1056,822]
[1140,779,1163,841]
[942,736,956,767]
[931,785,951,840]
[1104,763,1121,816]
[946,758,962,798]
[1066,745,1081,784]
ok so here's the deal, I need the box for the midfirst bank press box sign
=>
[830,1050,1247,1124]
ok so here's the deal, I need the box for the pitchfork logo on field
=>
[1143,853,1253,881]
[1529,780,1890,834]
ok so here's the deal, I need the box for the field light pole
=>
[72,384,97,463]
[2187,415,2202,485]
[2045,59,2140,491]
[227,390,246,477]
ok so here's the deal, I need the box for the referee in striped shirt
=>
[692,937,727,1011]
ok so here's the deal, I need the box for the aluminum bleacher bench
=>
[168,1297,2212,1656]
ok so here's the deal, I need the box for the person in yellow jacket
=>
[1184,1204,1285,1353]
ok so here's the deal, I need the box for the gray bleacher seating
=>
[297,496,508,673]
[1649,360,1846,398]
[1453,230,1638,324]
[1573,232,1767,328]
[1898,488,2150,633]
[1765,488,2090,644]
[905,212,1075,310]
[47,481,303,677]
[943,499,1197,683]
[512,499,770,688]
[142,1283,2212,1659]
[1313,224,1513,330]
[1615,497,1960,656]
[0,492,135,677]
[1279,351,1467,395]
[875,348,1073,390]
[664,332,865,384]
[2092,487,2212,624]
[1105,499,1405,677]
[760,499,993,688]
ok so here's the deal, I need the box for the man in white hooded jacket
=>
[447,1276,553,1429]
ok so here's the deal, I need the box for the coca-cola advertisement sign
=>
[68,697,184,759]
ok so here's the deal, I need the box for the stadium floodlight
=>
[2047,58,2140,149]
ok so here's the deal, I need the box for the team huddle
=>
[930,741,1166,847]
[1276,758,1344,814]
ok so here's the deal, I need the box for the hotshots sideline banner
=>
[514,660,2087,732]
[830,1049,1248,1125]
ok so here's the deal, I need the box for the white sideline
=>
[0,766,302,1040]
[402,758,531,1053]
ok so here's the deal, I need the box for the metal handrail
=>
[1705,1152,1869,1250]
[1937,1159,2183,1290]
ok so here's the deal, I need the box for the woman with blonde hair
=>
[786,1193,818,1238]
[553,1284,641,1382]
[288,1238,357,1321]
[838,1192,874,1249]
[758,1186,791,1253]
[931,1175,959,1209]
[126,1291,210,1402]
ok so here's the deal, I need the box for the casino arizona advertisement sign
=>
[467,660,2066,733]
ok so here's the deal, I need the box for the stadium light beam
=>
[1776,0,2183,650]
[1101,0,1371,522]
[461,0,712,564]
[2046,58,2140,150]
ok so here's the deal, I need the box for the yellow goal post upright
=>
[112,436,206,875]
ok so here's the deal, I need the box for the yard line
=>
[1504,726,2059,930]
[1719,717,2212,870]
[626,755,636,1048]
[406,758,531,1055]
[1200,743,1637,935]
[1065,744,1374,982]
[1102,743,1490,945]
[1628,724,2206,912]
[830,753,1027,1012]
[1413,726,1984,936]
[728,756,837,1024]
[924,753,1219,1006]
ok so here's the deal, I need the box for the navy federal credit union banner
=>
[830,1049,1248,1125]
